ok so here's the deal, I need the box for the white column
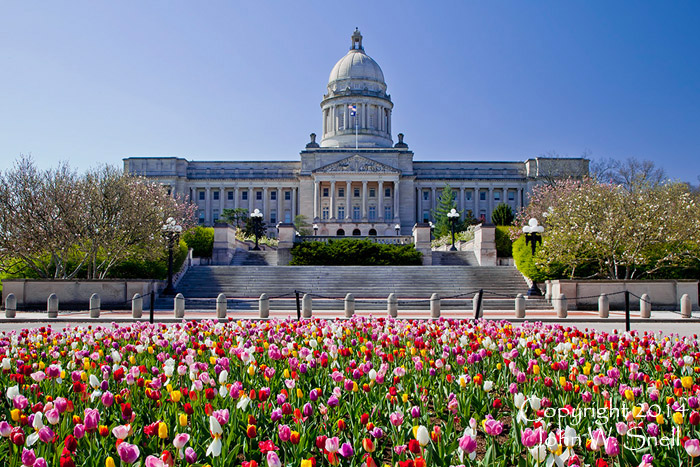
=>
[345,181,351,220]
[205,187,211,224]
[517,187,523,210]
[488,187,494,222]
[362,180,368,220]
[460,187,465,212]
[234,187,239,210]
[314,180,320,219]
[393,179,400,222]
[330,181,336,220]
[263,187,269,223]
[431,186,437,213]
[344,105,349,131]
[416,187,421,221]
[277,186,282,224]
[377,181,384,222]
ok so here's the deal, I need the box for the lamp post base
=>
[527,283,543,297]
[162,286,176,296]
[449,245,457,251]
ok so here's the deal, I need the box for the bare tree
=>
[590,157,667,191]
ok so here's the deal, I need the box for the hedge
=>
[512,236,547,282]
[290,239,422,266]
[106,240,188,279]
[182,226,214,257]
[495,226,513,257]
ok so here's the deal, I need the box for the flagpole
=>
[355,109,358,150]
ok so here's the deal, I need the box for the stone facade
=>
[124,29,588,236]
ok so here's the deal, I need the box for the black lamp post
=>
[447,208,460,251]
[313,224,319,236]
[162,217,182,295]
[250,208,263,250]
[523,218,544,296]
[429,221,435,241]
[394,223,401,236]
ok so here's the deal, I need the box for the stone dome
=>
[328,49,385,85]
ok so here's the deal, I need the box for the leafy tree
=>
[294,215,312,236]
[221,208,248,228]
[244,214,267,240]
[432,184,465,238]
[182,226,214,257]
[491,203,515,226]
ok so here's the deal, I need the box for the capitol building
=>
[124,29,588,236]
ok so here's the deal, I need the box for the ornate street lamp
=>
[523,217,545,296]
[394,223,401,236]
[447,208,460,251]
[313,224,319,236]
[250,209,264,250]
[161,217,182,295]
[428,221,435,241]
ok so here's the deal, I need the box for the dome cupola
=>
[320,29,394,148]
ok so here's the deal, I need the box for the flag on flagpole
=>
[348,104,356,117]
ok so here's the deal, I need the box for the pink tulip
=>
[278,425,291,442]
[117,442,141,464]
[459,434,477,453]
[266,451,282,467]
[389,411,404,426]
[145,456,165,467]
[325,436,340,453]
[84,408,100,432]
[101,391,114,407]
[605,437,620,456]
[45,408,60,425]
[483,417,503,436]
[686,439,700,458]
[112,424,130,440]
[38,427,54,444]
[21,448,36,467]
[213,409,229,425]
[0,421,12,437]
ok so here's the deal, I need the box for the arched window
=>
[368,229,377,236]
[336,229,345,236]
[352,229,361,236]
[338,112,345,130]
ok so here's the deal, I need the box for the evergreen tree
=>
[221,208,248,228]
[491,203,515,226]
[432,184,462,238]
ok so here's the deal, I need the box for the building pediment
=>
[313,155,400,174]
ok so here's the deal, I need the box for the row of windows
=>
[199,209,292,224]
[198,190,293,202]
[321,206,392,221]
[421,190,517,202]
[322,187,392,198]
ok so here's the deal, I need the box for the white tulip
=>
[416,425,430,447]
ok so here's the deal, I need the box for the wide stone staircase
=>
[431,251,477,265]
[231,249,278,266]
[156,264,554,313]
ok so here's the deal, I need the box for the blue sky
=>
[1,1,698,182]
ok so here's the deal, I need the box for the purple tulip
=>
[184,446,197,463]
[54,397,68,413]
[303,403,313,417]
[0,421,11,437]
[605,437,620,456]
[459,434,477,453]
[21,448,36,466]
[73,424,85,439]
[270,408,283,422]
[84,408,100,431]
[278,425,291,442]
[371,427,385,439]
[33,458,48,467]
[327,395,339,408]
[410,406,421,418]
[117,441,141,464]
[101,391,114,407]
[339,442,354,457]
[267,451,282,467]
[38,427,54,444]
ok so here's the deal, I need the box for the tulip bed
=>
[0,318,699,467]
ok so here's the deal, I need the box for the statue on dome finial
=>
[351,28,363,51]
[306,133,320,148]
[394,133,408,149]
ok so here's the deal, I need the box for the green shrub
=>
[183,226,214,257]
[495,226,513,257]
[290,239,422,266]
[512,236,547,282]
[491,203,515,226]
[107,240,188,279]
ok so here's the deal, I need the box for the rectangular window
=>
[256,191,262,200]
[354,188,360,197]
[368,206,376,220]
[198,210,205,224]
[270,210,277,224]
[322,207,329,220]
[284,191,291,200]
[480,191,486,201]
[213,209,219,222]
[494,191,501,201]
[271,190,277,201]
[384,206,392,221]
[466,190,473,201]
[423,190,429,201]
[423,210,430,223]
[508,190,515,201]
[353,206,360,220]
[242,191,248,201]
[284,210,291,223]
[213,191,219,200]
[369,188,376,198]
[338,187,345,197]
[337,206,345,219]
[199,191,205,201]
[323,187,329,197]
[385,187,391,198]
[227,191,233,200]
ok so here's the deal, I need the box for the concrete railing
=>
[298,235,414,245]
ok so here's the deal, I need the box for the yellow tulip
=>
[148,346,154,354]
[632,406,642,419]
[106,457,116,467]
[38,361,45,370]
[673,412,684,425]
[158,422,168,439]
[171,391,182,403]
[656,414,664,425]
[533,365,540,375]
[247,365,256,377]
[283,369,290,378]
[166,384,173,393]
[682,376,693,389]
[11,409,19,422]
[301,460,312,467]
[496,363,502,370]
[179,413,188,427]
[624,389,634,401]
[297,389,303,399]
[80,372,88,382]
[402,393,409,403]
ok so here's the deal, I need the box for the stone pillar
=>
[378,181,384,221]
[387,293,398,318]
[263,187,269,223]
[302,294,312,318]
[217,293,227,319]
[488,187,494,222]
[330,181,336,220]
[472,291,482,318]
[344,293,355,318]
[132,293,143,319]
[431,187,437,214]
[234,187,239,210]
[345,181,351,219]
[205,187,212,225]
[89,293,100,318]
[515,293,525,318]
[276,223,296,265]
[5,293,16,319]
[681,294,692,318]
[277,186,282,225]
[174,293,185,318]
[412,223,432,265]
[517,187,523,210]
[393,179,400,222]
[556,294,568,318]
[292,187,297,219]
[47,293,58,319]
[313,181,320,220]
[415,187,421,221]
[362,180,368,220]
[219,187,224,216]
[640,294,651,319]
[598,293,609,318]
[545,280,552,301]
[473,224,497,266]
[259,293,269,319]
[430,293,440,318]
[460,187,465,212]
